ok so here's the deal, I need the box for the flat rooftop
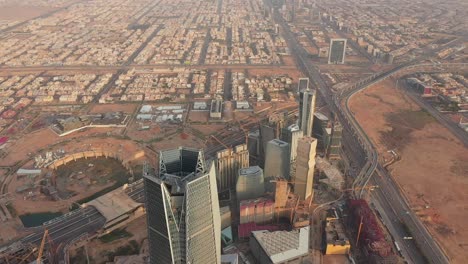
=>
[269,139,289,146]
[252,226,309,263]
[86,187,142,222]
[314,112,329,121]
[239,166,262,176]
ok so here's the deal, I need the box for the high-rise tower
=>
[328,39,347,64]
[327,120,343,160]
[144,147,221,264]
[264,139,290,181]
[299,88,316,137]
[216,144,249,191]
[281,124,304,162]
[294,137,317,200]
[236,166,265,202]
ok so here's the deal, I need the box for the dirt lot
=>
[0,5,55,21]
[281,55,296,67]
[349,78,468,264]
[0,128,58,166]
[4,129,149,213]
[88,103,138,114]
[70,216,148,263]
[247,68,303,82]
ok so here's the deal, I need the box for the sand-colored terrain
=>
[89,103,138,114]
[0,128,58,166]
[5,134,148,212]
[0,6,55,21]
[71,216,148,263]
[248,68,302,81]
[349,78,468,263]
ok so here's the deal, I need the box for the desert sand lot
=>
[349,78,468,264]
[0,6,55,21]
[88,103,138,114]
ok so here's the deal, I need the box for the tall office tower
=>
[328,39,347,64]
[216,144,249,191]
[236,166,265,201]
[299,88,316,137]
[264,139,291,182]
[313,112,331,151]
[144,147,221,264]
[327,121,343,160]
[281,124,304,162]
[294,137,317,200]
[259,123,276,162]
[248,130,260,158]
[297,78,309,93]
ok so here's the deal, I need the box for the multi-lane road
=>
[266,1,457,263]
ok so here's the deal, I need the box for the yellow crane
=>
[36,229,49,264]
[346,186,378,247]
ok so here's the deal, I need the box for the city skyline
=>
[0,0,466,263]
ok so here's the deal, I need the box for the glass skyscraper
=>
[144,147,221,264]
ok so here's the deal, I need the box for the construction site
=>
[0,229,56,264]
[0,75,410,264]
[8,152,137,216]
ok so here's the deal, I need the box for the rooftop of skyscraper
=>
[156,147,207,194]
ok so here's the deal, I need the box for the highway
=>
[1,2,464,263]
[265,1,457,263]
[0,179,147,263]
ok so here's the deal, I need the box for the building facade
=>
[294,137,317,200]
[216,144,249,191]
[144,147,221,264]
[281,124,303,162]
[328,38,347,64]
[327,121,343,160]
[298,89,316,137]
[236,166,265,202]
[264,139,290,181]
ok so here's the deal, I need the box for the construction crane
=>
[19,247,37,264]
[236,120,249,146]
[351,186,378,247]
[210,135,231,150]
[36,229,49,264]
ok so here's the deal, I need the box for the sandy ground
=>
[187,111,209,123]
[0,6,55,21]
[0,128,58,166]
[281,56,297,67]
[248,68,303,81]
[89,103,138,114]
[151,131,204,151]
[2,127,149,210]
[190,124,226,136]
[126,122,163,142]
[73,216,148,263]
[323,255,351,264]
[349,78,468,264]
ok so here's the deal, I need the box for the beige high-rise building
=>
[294,137,317,200]
[216,144,249,191]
